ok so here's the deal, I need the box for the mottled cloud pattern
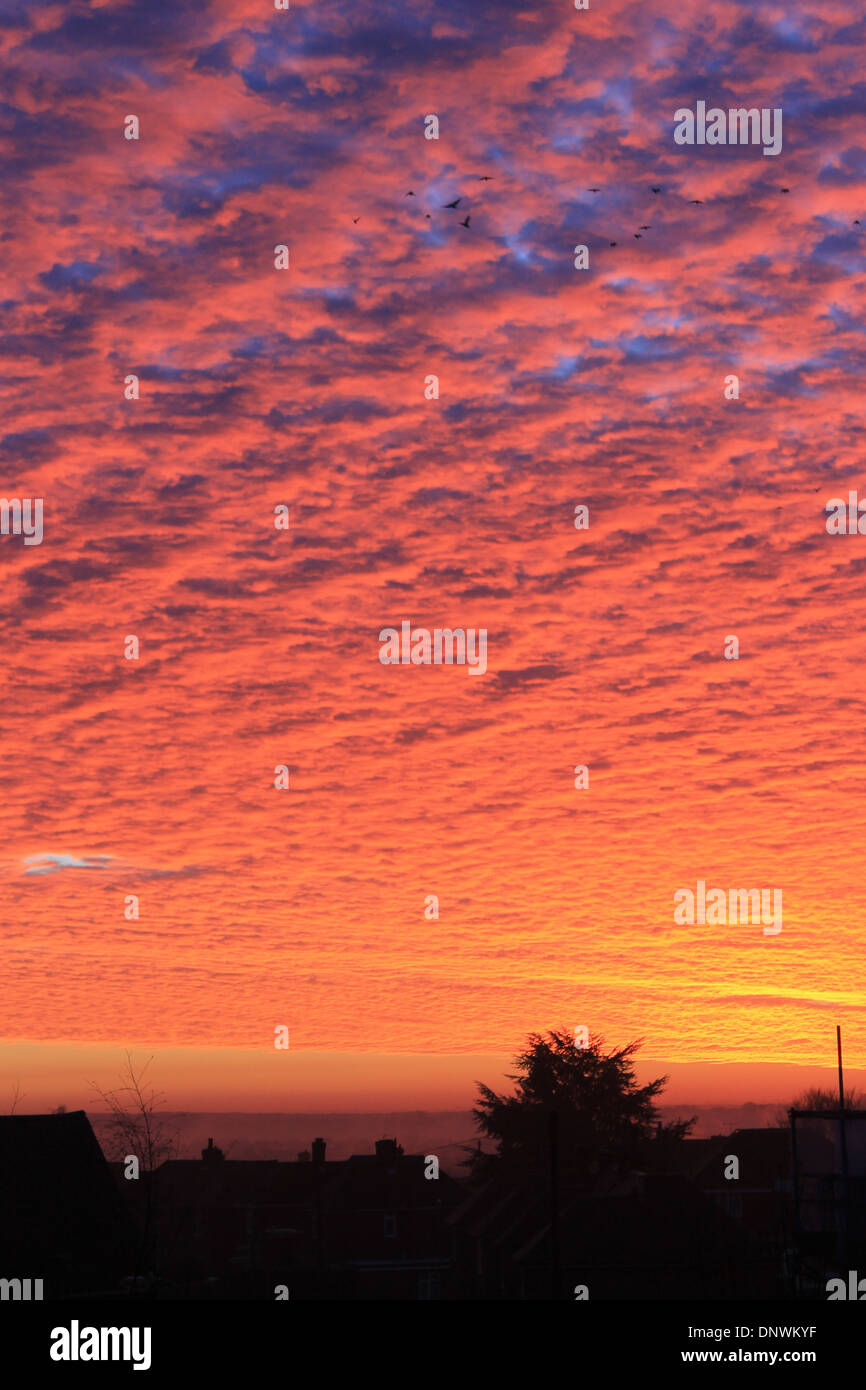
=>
[1,0,865,1074]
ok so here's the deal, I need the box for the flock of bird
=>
[403,186,474,226]
[351,174,496,229]
[592,184,680,244]
[350,180,862,238]
[586,184,831,245]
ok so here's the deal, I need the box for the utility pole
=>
[789,1107,800,1295]
[836,1025,849,1266]
[549,1108,561,1299]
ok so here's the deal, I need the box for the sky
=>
[1,0,865,1114]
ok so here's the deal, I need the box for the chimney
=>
[201,1137,225,1164]
[312,1137,326,1165]
[375,1138,401,1163]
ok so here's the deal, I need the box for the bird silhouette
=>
[780,187,789,193]
[352,217,360,223]
[690,199,704,205]
[444,198,461,208]
[478,176,495,181]
[609,241,617,246]
[639,225,651,230]
[405,190,415,196]
[634,233,642,238]
[460,215,471,228]
[854,219,861,226]
[425,213,431,218]
[587,187,600,192]
[651,186,661,193]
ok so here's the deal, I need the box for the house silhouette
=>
[138,1135,462,1298]
[0,1111,137,1296]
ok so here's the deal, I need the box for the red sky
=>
[2,0,865,1114]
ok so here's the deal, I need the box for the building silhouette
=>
[0,1111,137,1297]
[4,1110,865,1299]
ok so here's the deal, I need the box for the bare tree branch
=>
[89,1052,179,1172]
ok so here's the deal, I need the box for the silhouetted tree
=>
[467,1029,694,1182]
[89,1053,181,1284]
[89,1052,178,1171]
[772,1086,864,1128]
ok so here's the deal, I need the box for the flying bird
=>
[425,213,431,218]
[460,215,471,228]
[609,241,617,246]
[444,198,461,208]
[478,175,495,181]
[651,186,661,193]
[405,190,415,196]
[634,233,642,238]
[587,187,600,192]
[690,199,704,205]
[854,219,861,225]
[352,217,360,223]
[780,187,789,193]
[639,225,651,230]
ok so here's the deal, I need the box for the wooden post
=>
[549,1108,561,1299]
[837,1025,850,1265]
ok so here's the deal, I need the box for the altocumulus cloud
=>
[23,853,114,875]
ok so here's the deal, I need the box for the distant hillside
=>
[658,1101,783,1135]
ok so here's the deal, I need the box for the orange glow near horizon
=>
[3,1046,866,1117]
